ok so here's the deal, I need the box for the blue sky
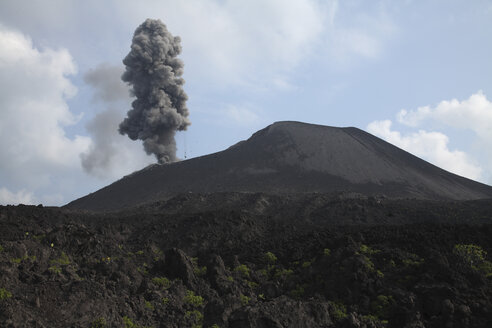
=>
[1,0,491,205]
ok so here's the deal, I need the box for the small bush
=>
[152,276,171,289]
[0,245,3,252]
[235,264,250,278]
[329,301,348,321]
[301,261,312,268]
[0,288,12,300]
[274,268,293,279]
[194,266,207,276]
[185,310,203,326]
[49,265,62,274]
[184,290,204,307]
[323,248,331,256]
[122,316,151,328]
[360,244,380,255]
[161,297,169,305]
[90,317,107,328]
[371,295,394,319]
[264,252,277,263]
[145,300,154,310]
[240,294,250,306]
[50,252,70,266]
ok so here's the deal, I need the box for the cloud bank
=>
[0,26,91,204]
[368,91,492,183]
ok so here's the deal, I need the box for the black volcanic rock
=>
[66,121,492,211]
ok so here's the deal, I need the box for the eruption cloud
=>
[119,19,190,164]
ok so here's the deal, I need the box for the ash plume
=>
[119,19,190,164]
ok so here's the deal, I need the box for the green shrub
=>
[90,317,106,328]
[371,295,394,319]
[247,280,258,288]
[235,264,250,278]
[185,310,203,326]
[184,290,204,307]
[226,276,234,282]
[209,325,220,328]
[454,244,486,265]
[264,252,277,263]
[49,265,62,274]
[362,255,375,272]
[50,252,70,266]
[194,266,207,276]
[301,261,312,268]
[477,260,492,277]
[152,276,171,289]
[274,268,293,279]
[33,234,45,242]
[0,245,3,252]
[240,294,250,306]
[329,301,348,321]
[323,248,331,256]
[161,297,169,305]
[122,316,151,328]
[145,300,154,310]
[0,288,12,300]
[360,244,380,255]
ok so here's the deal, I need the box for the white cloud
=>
[0,26,91,203]
[0,187,35,205]
[367,120,483,181]
[397,90,492,140]
[167,0,326,85]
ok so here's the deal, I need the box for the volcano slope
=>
[66,121,492,212]
[1,194,492,327]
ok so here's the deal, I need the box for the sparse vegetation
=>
[152,276,171,289]
[264,251,277,263]
[2,195,492,327]
[50,252,70,266]
[240,294,250,306]
[185,309,203,327]
[145,300,154,310]
[329,301,348,321]
[90,317,107,328]
[234,264,250,278]
[0,288,12,300]
[184,290,204,307]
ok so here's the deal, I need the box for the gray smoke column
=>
[119,19,190,164]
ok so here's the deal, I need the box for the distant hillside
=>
[66,121,492,211]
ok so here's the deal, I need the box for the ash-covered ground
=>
[1,192,492,327]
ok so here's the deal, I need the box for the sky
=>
[1,0,492,205]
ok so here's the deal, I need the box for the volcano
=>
[66,121,492,211]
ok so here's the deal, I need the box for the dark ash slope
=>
[66,121,492,211]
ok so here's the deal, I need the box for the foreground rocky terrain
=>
[1,192,492,327]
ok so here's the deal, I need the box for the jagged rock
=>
[163,248,197,287]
